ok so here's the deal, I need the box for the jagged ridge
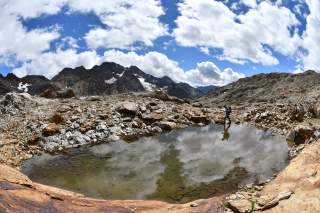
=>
[200,70,320,105]
[0,62,203,99]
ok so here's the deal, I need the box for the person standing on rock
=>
[224,105,232,127]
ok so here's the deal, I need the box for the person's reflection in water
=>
[222,122,231,141]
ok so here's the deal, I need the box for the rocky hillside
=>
[0,62,203,99]
[0,74,58,96]
[200,70,320,106]
[196,85,219,94]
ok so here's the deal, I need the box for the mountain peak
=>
[100,62,123,69]
[0,61,202,99]
[6,73,18,80]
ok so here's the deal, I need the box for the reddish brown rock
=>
[80,120,96,133]
[40,89,58,99]
[0,164,224,213]
[42,123,60,136]
[50,113,65,124]
[28,133,41,145]
[158,121,177,131]
[142,113,163,124]
[261,140,320,213]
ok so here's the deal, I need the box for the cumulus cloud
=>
[103,50,244,86]
[301,0,320,71]
[0,0,167,67]
[1,0,65,19]
[0,0,61,65]
[66,0,168,49]
[12,49,101,79]
[184,62,245,87]
[241,0,257,8]
[173,0,301,65]
[103,50,185,81]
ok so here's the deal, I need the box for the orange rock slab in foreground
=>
[261,140,320,213]
[0,165,224,213]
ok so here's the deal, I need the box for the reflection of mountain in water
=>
[22,124,289,203]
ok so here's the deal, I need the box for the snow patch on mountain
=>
[105,77,117,85]
[138,78,156,91]
[116,72,124,78]
[17,82,31,92]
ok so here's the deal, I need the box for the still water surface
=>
[22,124,289,203]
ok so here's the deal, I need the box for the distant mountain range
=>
[0,62,215,99]
[196,85,220,94]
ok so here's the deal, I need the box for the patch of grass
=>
[249,200,255,213]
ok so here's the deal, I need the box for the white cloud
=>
[0,0,167,67]
[301,0,320,71]
[103,50,186,82]
[200,47,210,55]
[58,36,79,49]
[0,0,61,65]
[103,50,244,86]
[184,62,245,87]
[1,0,65,19]
[12,49,101,79]
[66,0,168,49]
[241,0,257,8]
[174,0,301,65]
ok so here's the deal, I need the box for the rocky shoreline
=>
[1,92,320,212]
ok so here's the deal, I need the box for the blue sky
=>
[0,0,319,86]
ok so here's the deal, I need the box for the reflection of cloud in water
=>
[175,125,288,186]
[89,138,168,199]
[23,124,289,200]
[22,153,60,175]
[90,124,288,191]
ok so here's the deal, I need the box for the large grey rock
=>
[226,199,253,213]
[43,142,60,152]
[276,191,293,201]
[0,93,34,115]
[308,102,320,118]
[150,90,185,104]
[109,126,122,135]
[290,105,305,122]
[117,102,138,115]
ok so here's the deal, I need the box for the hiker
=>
[224,105,232,126]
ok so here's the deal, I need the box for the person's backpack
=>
[227,106,232,114]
